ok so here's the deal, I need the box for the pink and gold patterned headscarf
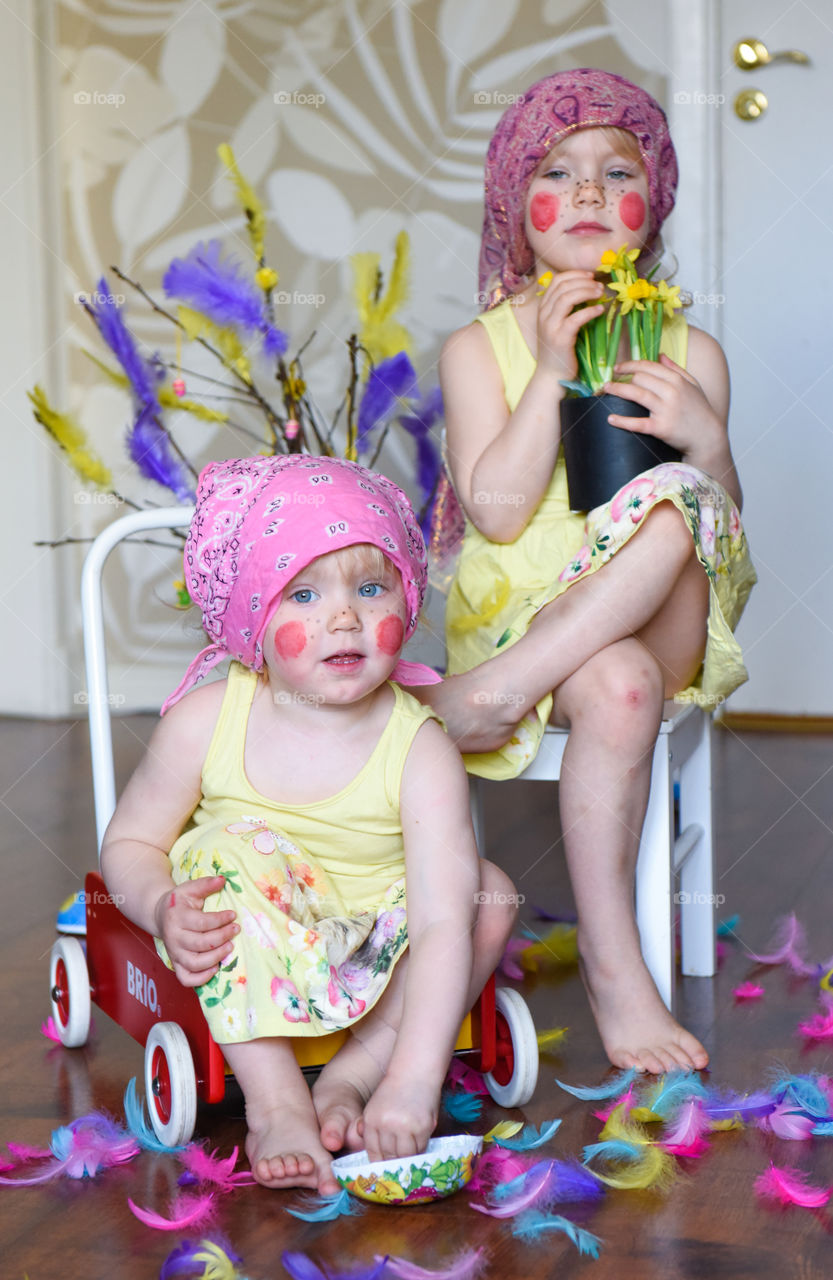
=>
[479,68,678,306]
[162,455,440,713]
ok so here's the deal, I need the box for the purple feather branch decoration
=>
[127,404,194,502]
[82,278,160,410]
[163,240,288,359]
[397,385,443,531]
[356,352,418,454]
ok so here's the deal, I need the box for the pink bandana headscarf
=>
[162,455,441,713]
[479,68,678,305]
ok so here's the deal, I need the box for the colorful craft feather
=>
[497,937,528,981]
[754,1163,831,1208]
[482,1120,524,1144]
[280,1254,388,1280]
[733,982,765,1000]
[178,1142,256,1190]
[0,1112,138,1185]
[584,1105,675,1192]
[660,1099,711,1158]
[536,1026,570,1054]
[557,1068,636,1101]
[638,1071,707,1120]
[442,1088,484,1122]
[123,1077,186,1153]
[518,923,578,970]
[511,1210,603,1257]
[376,1250,488,1279]
[355,352,418,454]
[351,231,414,365]
[28,385,113,490]
[446,1058,490,1097]
[467,1144,532,1194]
[593,1086,635,1124]
[128,1192,215,1231]
[127,403,194,501]
[749,914,816,975]
[798,996,833,1041]
[160,1237,246,1280]
[701,1089,776,1122]
[286,1189,360,1222]
[758,1102,816,1141]
[217,144,267,263]
[471,1159,562,1218]
[770,1071,831,1118]
[163,241,288,359]
[494,1119,562,1151]
[396,386,443,528]
[82,279,161,411]
[40,1016,62,1043]
[176,306,252,382]
[716,914,741,936]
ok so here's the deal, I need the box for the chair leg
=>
[635,734,677,1013]
[677,711,716,977]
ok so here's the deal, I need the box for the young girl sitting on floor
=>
[101,455,516,1193]
[422,69,756,1076]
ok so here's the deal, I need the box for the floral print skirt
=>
[157,817,408,1044]
[458,463,757,780]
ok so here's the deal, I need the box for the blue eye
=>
[290,587,318,604]
[358,582,385,598]
[543,167,568,181]
[608,168,632,181]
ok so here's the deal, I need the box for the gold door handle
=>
[733,37,810,70]
[734,89,768,120]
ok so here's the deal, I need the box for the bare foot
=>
[312,1037,380,1153]
[245,1104,339,1194]
[580,952,709,1076]
[412,667,527,752]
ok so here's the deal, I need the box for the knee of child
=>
[478,860,520,945]
[590,648,664,737]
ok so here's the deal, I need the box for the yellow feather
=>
[350,251,381,328]
[28,385,113,490]
[193,1238,241,1280]
[593,1103,676,1191]
[178,307,252,384]
[483,1119,524,1143]
[157,388,229,422]
[536,1026,569,1051]
[217,143,267,263]
[350,233,415,367]
[519,923,579,971]
[378,229,410,322]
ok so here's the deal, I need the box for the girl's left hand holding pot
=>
[603,353,723,458]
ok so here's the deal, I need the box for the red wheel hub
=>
[151,1046,172,1123]
[490,1010,516,1086]
[53,958,70,1026]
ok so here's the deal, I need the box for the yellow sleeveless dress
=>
[158,663,439,1044]
[445,304,757,780]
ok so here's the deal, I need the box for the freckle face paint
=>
[619,192,646,232]
[273,620,307,659]
[529,192,560,232]
[375,615,404,656]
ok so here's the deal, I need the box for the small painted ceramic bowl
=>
[331,1134,483,1205]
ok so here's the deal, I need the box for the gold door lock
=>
[732,36,810,120]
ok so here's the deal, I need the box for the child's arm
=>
[441,271,605,543]
[100,681,239,987]
[359,718,480,1160]
[606,326,743,508]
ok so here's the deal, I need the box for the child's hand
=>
[359,1075,438,1163]
[536,269,605,383]
[605,353,724,456]
[154,875,239,987]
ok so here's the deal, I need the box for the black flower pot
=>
[560,392,681,512]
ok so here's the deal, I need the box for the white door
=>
[672,2,832,715]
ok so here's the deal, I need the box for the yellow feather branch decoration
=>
[350,230,414,366]
[177,306,252,383]
[28,385,113,490]
[83,351,229,423]
[217,143,267,265]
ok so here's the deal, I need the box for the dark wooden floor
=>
[2,715,833,1280]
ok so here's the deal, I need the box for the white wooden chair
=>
[470,702,716,1012]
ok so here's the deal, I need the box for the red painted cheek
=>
[273,621,307,659]
[529,193,560,232]
[375,615,404,657]
[619,192,646,232]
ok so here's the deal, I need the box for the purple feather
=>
[163,240,287,358]
[159,1238,243,1279]
[702,1089,777,1121]
[356,352,418,453]
[281,1255,387,1280]
[397,386,442,524]
[127,404,194,502]
[83,278,160,409]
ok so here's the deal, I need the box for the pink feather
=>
[378,1250,488,1280]
[178,1143,256,1190]
[733,982,765,1001]
[467,1146,532,1194]
[446,1058,490,1096]
[749,914,816,975]
[128,1192,216,1231]
[798,997,833,1041]
[755,1163,831,1208]
[6,1142,52,1159]
[498,938,528,981]
[660,1099,711,1158]
[40,1017,62,1043]
[758,1101,816,1141]
[471,1159,558,1219]
[593,1086,634,1123]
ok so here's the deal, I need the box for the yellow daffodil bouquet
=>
[553,245,683,397]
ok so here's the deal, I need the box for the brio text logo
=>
[127,961,160,1015]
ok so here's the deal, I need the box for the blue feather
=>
[812,1121,833,1135]
[126,404,194,502]
[512,1210,603,1257]
[556,1068,636,1100]
[286,1189,360,1221]
[163,240,287,359]
[83,278,160,410]
[124,1077,188,1153]
[582,1139,642,1164]
[646,1071,707,1118]
[495,1119,562,1151]
[717,914,740,936]
[442,1089,484,1121]
[771,1072,831,1118]
[356,353,418,453]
